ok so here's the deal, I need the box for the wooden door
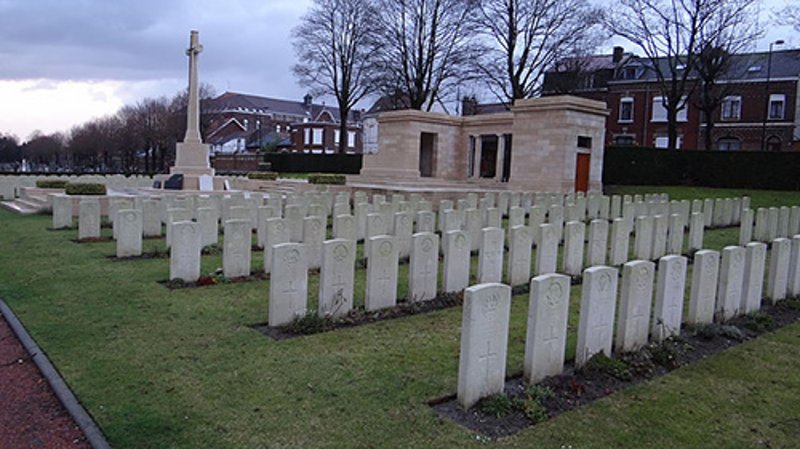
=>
[575,153,590,192]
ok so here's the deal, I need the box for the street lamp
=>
[761,39,785,151]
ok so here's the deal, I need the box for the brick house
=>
[202,92,364,154]
[541,47,800,151]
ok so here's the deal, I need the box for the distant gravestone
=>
[223,219,252,278]
[536,223,559,275]
[651,214,668,259]
[409,232,439,302]
[667,214,684,255]
[524,273,571,384]
[52,195,72,229]
[562,221,585,276]
[354,202,369,241]
[716,246,746,321]
[394,212,414,258]
[741,242,767,314]
[507,225,533,286]
[687,250,720,325]
[170,220,201,282]
[634,216,654,260]
[754,208,768,242]
[365,236,399,311]
[767,208,779,240]
[142,199,162,237]
[477,227,504,283]
[576,266,619,367]
[609,218,630,266]
[269,243,308,326]
[652,255,687,342]
[365,213,386,257]
[465,208,482,252]
[303,216,326,270]
[616,260,655,352]
[586,219,609,266]
[457,283,512,410]
[256,206,278,248]
[767,238,791,303]
[78,198,101,240]
[319,239,356,318]
[443,230,471,293]
[416,210,436,233]
[789,236,800,297]
[116,209,142,258]
[778,207,791,238]
[196,207,218,248]
[264,218,290,274]
[333,214,357,242]
[284,204,304,242]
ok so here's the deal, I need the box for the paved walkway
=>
[0,314,91,449]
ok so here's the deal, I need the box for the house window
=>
[348,131,356,148]
[717,137,742,151]
[577,136,592,149]
[304,128,311,145]
[619,97,634,123]
[766,136,782,151]
[275,125,280,133]
[621,67,637,80]
[256,120,261,129]
[613,135,636,146]
[334,129,341,145]
[721,96,741,120]
[769,94,785,120]
[243,119,249,130]
[312,128,323,145]
[654,135,682,149]
[652,96,687,122]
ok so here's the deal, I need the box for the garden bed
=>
[431,298,800,438]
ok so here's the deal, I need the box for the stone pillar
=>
[495,134,505,182]
[473,135,483,179]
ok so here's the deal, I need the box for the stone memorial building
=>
[358,96,608,193]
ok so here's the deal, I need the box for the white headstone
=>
[652,255,687,342]
[767,237,791,303]
[416,210,436,233]
[443,230,471,293]
[457,283,511,410]
[667,213,684,255]
[524,273,571,384]
[333,214,357,242]
[365,236,399,311]
[170,220,201,282]
[609,218,630,266]
[478,227,504,283]
[365,213,386,257]
[303,216,326,270]
[576,266,619,367]
[465,208,482,252]
[687,250,720,325]
[269,243,308,326]
[535,223,559,275]
[394,212,414,258]
[409,232,439,302]
[78,198,101,240]
[741,242,767,314]
[264,218,290,274]
[142,198,162,237]
[634,216,654,261]
[616,260,655,352]
[789,235,800,297]
[586,219,609,267]
[319,239,356,318]
[51,195,72,229]
[507,225,533,286]
[284,204,304,242]
[223,219,252,278]
[716,246,746,321]
[563,221,586,276]
[116,209,142,258]
[651,214,668,259]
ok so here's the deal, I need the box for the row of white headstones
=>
[456,232,798,410]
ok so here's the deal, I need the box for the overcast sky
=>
[0,0,795,141]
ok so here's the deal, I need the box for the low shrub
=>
[247,172,279,181]
[35,179,69,189]
[582,352,633,381]
[742,312,775,333]
[308,173,346,185]
[477,394,516,418]
[289,311,334,335]
[64,182,106,196]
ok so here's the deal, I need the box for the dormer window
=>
[748,65,762,72]
[622,67,637,80]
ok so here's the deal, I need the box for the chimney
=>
[461,96,479,116]
[303,94,313,109]
[612,46,624,63]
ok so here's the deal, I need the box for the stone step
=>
[0,200,40,215]
[15,197,47,211]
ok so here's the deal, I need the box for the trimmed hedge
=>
[247,172,279,181]
[263,153,362,174]
[35,179,69,189]
[308,173,346,185]
[65,182,107,196]
[603,146,800,190]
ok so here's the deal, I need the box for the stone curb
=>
[0,298,112,449]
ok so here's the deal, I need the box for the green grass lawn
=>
[1,186,800,448]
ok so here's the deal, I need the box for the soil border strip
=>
[0,298,112,449]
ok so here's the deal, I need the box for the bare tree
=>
[694,0,762,150]
[293,0,380,153]
[606,0,736,150]
[474,0,605,104]
[373,0,481,111]
[775,3,800,31]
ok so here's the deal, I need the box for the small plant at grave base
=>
[742,312,775,333]
[618,349,656,378]
[782,298,800,311]
[582,352,633,381]
[519,385,554,423]
[196,275,218,287]
[476,394,516,418]
[695,323,746,342]
[648,337,691,370]
[289,311,334,335]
